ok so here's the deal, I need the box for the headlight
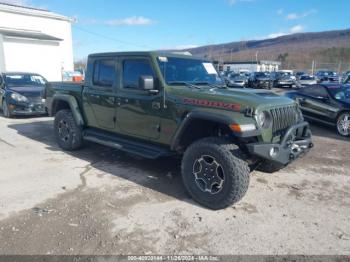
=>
[256,110,272,129]
[11,93,28,102]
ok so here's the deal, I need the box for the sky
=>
[5,0,350,60]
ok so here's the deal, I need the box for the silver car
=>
[226,73,248,88]
[296,75,317,88]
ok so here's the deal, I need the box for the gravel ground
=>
[0,114,349,255]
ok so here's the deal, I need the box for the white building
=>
[0,2,74,81]
[222,60,281,73]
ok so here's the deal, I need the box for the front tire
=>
[336,112,350,137]
[181,137,250,210]
[54,109,83,151]
[2,100,12,118]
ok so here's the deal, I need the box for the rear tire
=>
[54,109,83,151]
[181,137,250,210]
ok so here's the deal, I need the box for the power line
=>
[72,24,152,49]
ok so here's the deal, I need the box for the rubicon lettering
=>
[184,98,241,111]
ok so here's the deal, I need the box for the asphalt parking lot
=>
[0,113,350,255]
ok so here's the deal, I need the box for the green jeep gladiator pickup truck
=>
[46,51,313,210]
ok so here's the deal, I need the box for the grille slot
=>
[270,105,298,133]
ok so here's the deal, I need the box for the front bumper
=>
[8,102,47,116]
[278,81,294,86]
[228,82,246,87]
[256,81,271,88]
[247,121,313,165]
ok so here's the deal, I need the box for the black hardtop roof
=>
[88,51,205,60]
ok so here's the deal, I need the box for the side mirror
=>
[139,75,155,91]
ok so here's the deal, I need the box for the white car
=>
[296,75,317,88]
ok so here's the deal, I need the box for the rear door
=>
[115,56,162,140]
[83,57,118,130]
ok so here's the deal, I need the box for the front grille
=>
[270,105,299,133]
[27,96,42,104]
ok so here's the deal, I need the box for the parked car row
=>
[221,69,349,90]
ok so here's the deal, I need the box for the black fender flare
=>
[52,94,85,126]
[170,111,233,151]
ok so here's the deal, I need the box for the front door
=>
[297,85,338,123]
[83,58,118,130]
[115,57,161,140]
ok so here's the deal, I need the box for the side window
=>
[123,59,154,89]
[93,59,116,87]
[301,85,328,98]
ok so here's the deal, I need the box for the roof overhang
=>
[0,28,62,41]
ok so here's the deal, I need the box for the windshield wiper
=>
[167,81,201,89]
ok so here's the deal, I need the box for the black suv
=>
[247,72,272,89]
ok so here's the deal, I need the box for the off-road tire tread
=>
[54,109,83,151]
[181,137,250,210]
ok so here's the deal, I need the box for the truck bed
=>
[45,82,84,115]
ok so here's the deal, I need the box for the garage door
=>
[3,38,63,81]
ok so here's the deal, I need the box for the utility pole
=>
[338,61,342,74]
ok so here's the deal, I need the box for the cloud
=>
[106,16,155,26]
[286,9,317,20]
[267,32,286,38]
[175,44,199,50]
[266,24,305,39]
[76,16,156,26]
[290,24,304,33]
[227,0,254,6]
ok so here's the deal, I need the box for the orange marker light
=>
[230,124,242,133]
[230,123,257,133]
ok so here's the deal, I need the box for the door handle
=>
[90,94,100,98]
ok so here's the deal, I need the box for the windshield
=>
[328,85,350,102]
[229,73,241,79]
[5,74,46,87]
[255,72,269,78]
[157,56,223,85]
[300,76,315,80]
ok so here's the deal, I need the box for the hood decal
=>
[184,98,241,112]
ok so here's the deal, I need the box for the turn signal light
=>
[229,124,256,133]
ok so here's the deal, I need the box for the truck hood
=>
[172,87,295,111]
[8,86,45,98]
